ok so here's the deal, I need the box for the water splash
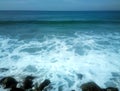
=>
[0,31,120,91]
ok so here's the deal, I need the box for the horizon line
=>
[0,10,120,12]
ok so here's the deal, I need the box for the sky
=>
[0,0,120,10]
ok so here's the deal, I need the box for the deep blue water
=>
[0,11,120,91]
[0,11,120,21]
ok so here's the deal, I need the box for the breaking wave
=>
[0,31,120,91]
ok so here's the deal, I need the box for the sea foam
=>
[0,31,120,91]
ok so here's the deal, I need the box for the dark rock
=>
[23,76,35,89]
[10,88,25,91]
[101,87,119,91]
[0,77,18,89]
[0,68,9,72]
[106,87,118,91]
[101,89,107,91]
[80,82,102,91]
[38,79,51,91]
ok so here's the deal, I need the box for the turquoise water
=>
[0,11,120,91]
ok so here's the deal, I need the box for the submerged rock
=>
[104,81,117,87]
[111,72,120,77]
[80,82,101,91]
[58,85,63,91]
[38,79,51,91]
[64,77,74,87]
[0,77,18,89]
[76,73,83,80]
[23,76,35,90]
[0,68,9,72]
[23,65,37,72]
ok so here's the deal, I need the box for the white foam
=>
[0,31,120,91]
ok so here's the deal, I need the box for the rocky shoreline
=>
[0,76,119,91]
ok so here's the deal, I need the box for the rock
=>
[23,76,35,89]
[101,89,107,91]
[106,87,118,91]
[10,88,25,91]
[80,82,102,91]
[0,77,18,89]
[101,87,119,91]
[38,79,51,91]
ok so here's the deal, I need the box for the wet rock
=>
[101,89,107,91]
[0,77,18,89]
[10,88,25,91]
[23,76,35,89]
[102,87,119,91]
[106,87,118,91]
[80,82,101,91]
[0,68,9,72]
[38,79,51,91]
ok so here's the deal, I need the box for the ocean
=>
[0,11,120,91]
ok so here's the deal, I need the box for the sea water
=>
[0,11,120,91]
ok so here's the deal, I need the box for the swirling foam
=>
[0,31,120,91]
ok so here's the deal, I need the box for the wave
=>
[0,20,120,24]
[0,31,120,91]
